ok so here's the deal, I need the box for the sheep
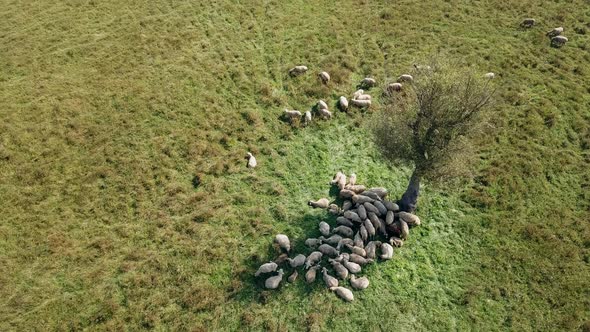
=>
[343,210,362,223]
[339,96,349,111]
[287,254,306,268]
[360,191,381,201]
[336,173,346,190]
[288,270,298,283]
[353,232,363,248]
[336,216,354,228]
[329,259,349,279]
[349,254,373,265]
[305,265,321,283]
[360,77,377,88]
[336,238,354,250]
[246,152,257,168]
[342,257,362,274]
[383,200,399,212]
[331,171,345,185]
[322,268,339,288]
[387,83,402,93]
[551,35,568,48]
[305,238,322,248]
[319,244,340,257]
[363,219,376,238]
[350,98,371,108]
[305,251,323,269]
[365,241,381,259]
[521,18,536,28]
[357,204,367,220]
[364,202,379,215]
[304,111,312,126]
[317,107,333,119]
[366,187,388,198]
[328,203,340,215]
[274,253,289,264]
[484,72,495,79]
[352,89,364,99]
[339,189,355,199]
[255,262,278,277]
[289,65,308,76]
[317,100,329,110]
[399,219,410,239]
[386,210,394,225]
[348,173,356,186]
[275,234,290,252]
[546,27,564,38]
[308,198,330,209]
[320,234,342,246]
[359,224,368,242]
[329,286,354,302]
[264,269,284,289]
[342,200,353,212]
[398,74,413,82]
[319,71,331,84]
[333,225,354,238]
[389,237,404,247]
[373,201,388,216]
[355,94,372,101]
[345,185,366,194]
[319,221,330,236]
[352,194,374,204]
[284,109,302,122]
[399,211,421,226]
[350,275,370,290]
[345,244,367,257]
[380,243,394,260]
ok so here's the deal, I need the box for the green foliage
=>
[0,0,589,331]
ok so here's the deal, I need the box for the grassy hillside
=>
[1,0,589,330]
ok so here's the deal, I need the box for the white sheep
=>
[355,94,371,101]
[348,173,356,186]
[387,83,402,92]
[361,77,377,88]
[352,89,364,99]
[246,152,257,168]
[546,27,564,38]
[350,99,371,108]
[339,96,349,111]
[289,65,308,76]
[551,35,568,48]
[317,108,332,119]
[304,111,312,126]
[397,74,413,82]
[484,72,495,79]
[284,109,302,119]
[317,100,328,110]
[319,71,330,84]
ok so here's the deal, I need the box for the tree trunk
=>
[398,170,420,213]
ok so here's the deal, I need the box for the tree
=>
[371,60,495,212]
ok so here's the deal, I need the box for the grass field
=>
[1,0,589,330]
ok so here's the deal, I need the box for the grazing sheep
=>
[337,238,354,250]
[343,210,362,223]
[322,268,339,288]
[363,202,380,215]
[399,211,421,226]
[288,270,298,283]
[339,189,355,199]
[289,65,308,76]
[336,173,346,190]
[353,89,364,99]
[350,275,370,290]
[329,260,349,279]
[255,262,278,277]
[319,71,331,84]
[304,111,312,126]
[265,269,284,289]
[348,173,356,186]
[359,191,381,201]
[305,238,323,248]
[343,258,362,274]
[336,216,354,228]
[345,244,367,257]
[353,232,363,248]
[380,243,394,260]
[551,35,568,48]
[318,100,329,110]
[328,204,341,215]
[383,200,399,212]
[320,234,342,246]
[317,107,333,119]
[387,82,403,92]
[386,211,394,225]
[349,253,373,265]
[350,99,371,108]
[319,221,330,236]
[398,74,413,82]
[345,185,366,194]
[305,251,323,269]
[366,187,388,198]
[355,94,372,101]
[288,254,306,268]
[331,171,345,185]
[275,234,290,252]
[274,253,289,264]
[389,237,404,247]
[319,244,340,257]
[484,72,495,79]
[399,219,410,240]
[339,96,349,111]
[352,195,374,204]
[361,77,377,88]
[284,109,302,119]
[342,200,353,211]
[373,201,388,216]
[546,27,564,38]
[521,18,536,28]
[368,212,381,231]
[365,241,382,259]
[305,265,321,283]
[330,286,354,302]
[357,204,367,220]
[246,152,257,168]
[333,225,354,238]
[308,198,330,209]
[359,224,368,242]
[364,219,376,238]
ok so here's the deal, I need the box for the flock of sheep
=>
[254,172,421,302]
[521,18,569,48]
